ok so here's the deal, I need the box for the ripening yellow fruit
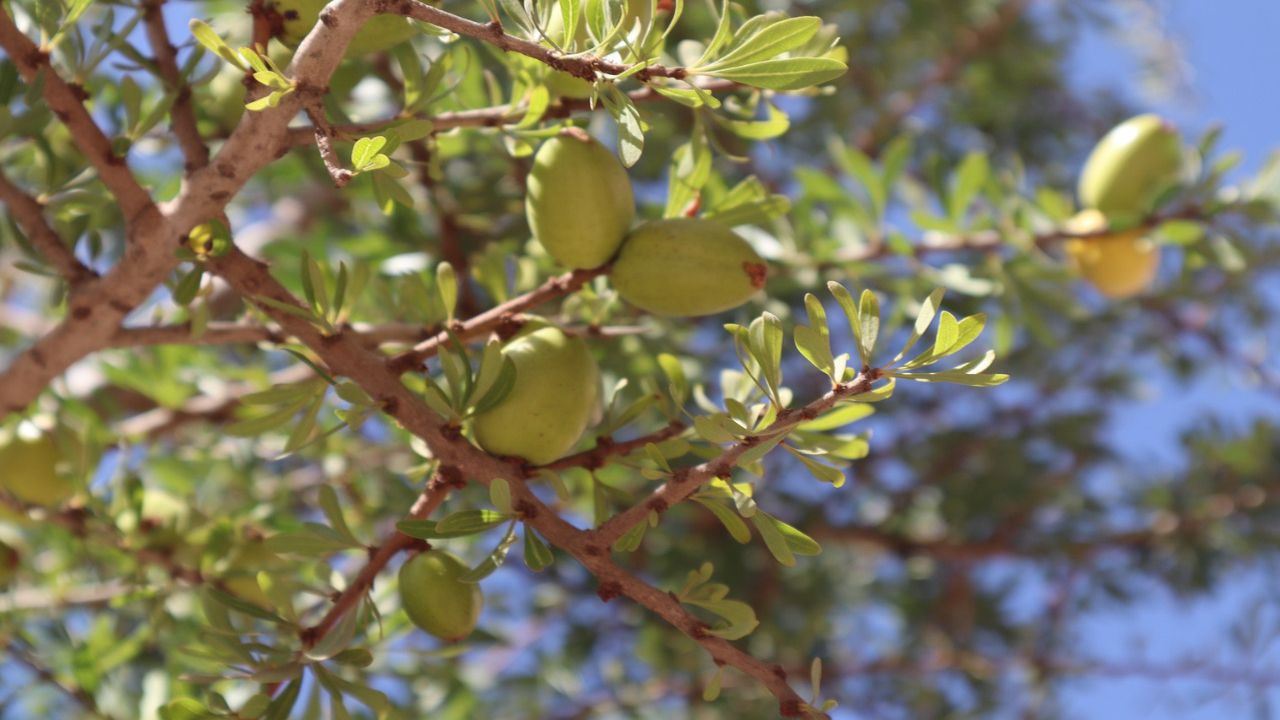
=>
[0,431,75,508]
[272,0,417,56]
[472,327,600,465]
[1078,114,1182,217]
[0,541,18,587]
[1064,209,1160,299]
[526,129,635,269]
[610,218,768,317]
[398,550,482,642]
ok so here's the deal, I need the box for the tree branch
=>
[206,245,818,715]
[141,0,210,171]
[391,0,686,82]
[542,420,688,471]
[301,469,454,647]
[387,266,609,373]
[0,169,96,286]
[592,372,880,548]
[6,639,110,719]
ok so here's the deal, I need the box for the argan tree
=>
[0,0,1277,718]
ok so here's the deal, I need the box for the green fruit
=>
[0,432,75,507]
[544,70,595,99]
[1063,209,1159,299]
[610,218,767,317]
[273,0,417,57]
[526,129,635,269]
[1078,114,1182,217]
[0,541,19,587]
[472,327,600,464]
[398,550,483,642]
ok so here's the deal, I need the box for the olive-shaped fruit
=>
[272,0,417,57]
[525,129,635,269]
[398,549,483,641]
[544,70,595,100]
[472,327,600,465]
[1063,209,1159,299]
[0,541,19,587]
[0,432,75,507]
[1078,114,1182,217]
[610,218,767,317]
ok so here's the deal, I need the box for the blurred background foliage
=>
[1,0,1279,718]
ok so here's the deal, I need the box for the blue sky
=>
[1058,3,1280,718]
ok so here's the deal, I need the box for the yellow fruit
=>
[0,432,75,507]
[0,541,18,587]
[610,218,767,316]
[398,550,482,642]
[526,129,635,269]
[472,327,600,465]
[1079,114,1182,217]
[1064,209,1160,299]
[272,0,417,56]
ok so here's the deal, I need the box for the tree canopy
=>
[0,0,1277,718]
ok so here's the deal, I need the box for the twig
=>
[6,640,110,719]
[305,102,353,187]
[542,420,688,471]
[387,266,610,373]
[141,0,210,171]
[591,372,881,548]
[0,169,96,285]
[301,470,454,647]
[391,0,687,83]
[284,80,741,147]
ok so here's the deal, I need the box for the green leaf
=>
[489,478,512,514]
[692,496,751,543]
[460,521,519,582]
[436,261,458,321]
[522,527,554,571]
[709,16,823,68]
[657,352,688,405]
[892,288,945,364]
[949,151,989,221]
[705,57,846,91]
[317,486,357,544]
[436,509,512,536]
[798,403,874,431]
[857,289,879,365]
[750,512,795,566]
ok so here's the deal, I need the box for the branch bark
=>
[141,0,211,171]
[0,169,96,286]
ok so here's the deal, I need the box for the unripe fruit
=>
[0,432,75,507]
[1064,209,1160,299]
[544,70,595,99]
[0,541,18,587]
[272,0,417,57]
[610,218,767,317]
[1078,114,1182,217]
[526,129,635,269]
[398,550,483,642]
[473,327,600,465]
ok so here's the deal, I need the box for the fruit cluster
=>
[1068,114,1183,299]
[471,127,767,466]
